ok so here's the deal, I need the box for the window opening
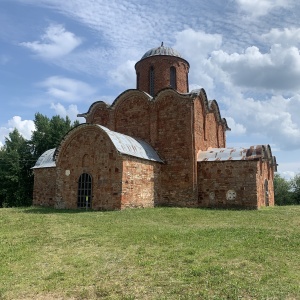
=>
[186,73,189,92]
[149,66,155,96]
[77,173,92,208]
[264,179,269,206]
[170,66,176,89]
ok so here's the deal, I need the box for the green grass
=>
[0,206,299,299]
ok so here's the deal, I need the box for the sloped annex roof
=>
[198,145,277,170]
[32,124,163,169]
[32,148,56,169]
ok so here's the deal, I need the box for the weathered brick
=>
[33,45,275,210]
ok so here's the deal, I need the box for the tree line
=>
[0,113,79,207]
[274,173,300,205]
[0,113,299,207]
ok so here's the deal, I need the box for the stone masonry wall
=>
[121,157,160,209]
[204,113,220,149]
[198,160,259,209]
[33,167,56,207]
[55,126,123,210]
[86,101,110,127]
[193,96,226,152]
[113,94,151,143]
[82,89,230,208]
[154,92,197,207]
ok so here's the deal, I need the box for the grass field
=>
[0,206,299,299]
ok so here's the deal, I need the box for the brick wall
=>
[121,157,160,209]
[113,94,151,143]
[153,92,197,207]
[256,160,275,207]
[198,160,260,209]
[55,125,123,210]
[135,56,189,95]
[33,167,56,207]
[81,88,229,208]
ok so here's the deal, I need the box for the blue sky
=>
[1,0,300,178]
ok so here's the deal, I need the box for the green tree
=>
[30,113,79,159]
[290,174,300,204]
[273,173,293,205]
[0,129,33,207]
[0,114,79,207]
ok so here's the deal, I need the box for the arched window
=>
[186,73,189,92]
[77,173,92,208]
[149,66,155,96]
[170,66,176,89]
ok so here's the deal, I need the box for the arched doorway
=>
[264,179,269,206]
[77,173,92,209]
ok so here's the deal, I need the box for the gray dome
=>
[141,44,182,60]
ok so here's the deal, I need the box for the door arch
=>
[77,173,92,208]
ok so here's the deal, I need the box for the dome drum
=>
[135,45,190,96]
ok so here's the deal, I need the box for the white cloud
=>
[7,116,35,140]
[261,27,300,47]
[226,117,247,135]
[0,116,36,145]
[236,0,291,17]
[50,102,81,122]
[39,76,96,102]
[108,60,136,88]
[210,44,300,92]
[223,94,300,150]
[174,28,222,91]
[20,24,82,59]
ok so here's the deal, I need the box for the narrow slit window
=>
[170,66,176,89]
[186,73,189,92]
[149,66,155,96]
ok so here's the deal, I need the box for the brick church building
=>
[32,44,277,210]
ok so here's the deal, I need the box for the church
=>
[32,44,277,210]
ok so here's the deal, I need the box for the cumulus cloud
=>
[0,116,36,145]
[20,24,82,59]
[108,60,136,88]
[223,94,300,150]
[50,102,81,122]
[39,76,96,102]
[174,28,222,90]
[225,117,247,135]
[210,44,300,92]
[236,0,291,17]
[261,27,300,47]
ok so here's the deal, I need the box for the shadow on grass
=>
[22,206,95,214]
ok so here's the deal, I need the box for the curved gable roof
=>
[191,88,230,131]
[98,125,163,163]
[34,124,163,169]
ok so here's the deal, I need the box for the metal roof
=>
[98,125,163,163]
[32,148,56,169]
[198,145,269,162]
[141,44,182,60]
